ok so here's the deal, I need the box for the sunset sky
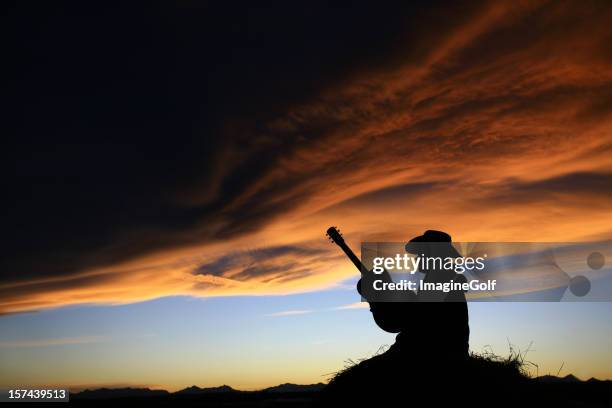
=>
[3,0,612,390]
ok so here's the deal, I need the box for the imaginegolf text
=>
[373,279,497,293]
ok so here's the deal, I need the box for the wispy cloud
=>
[334,302,369,310]
[0,335,109,348]
[265,309,313,317]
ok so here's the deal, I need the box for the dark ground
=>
[69,375,612,407]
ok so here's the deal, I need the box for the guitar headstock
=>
[326,226,345,245]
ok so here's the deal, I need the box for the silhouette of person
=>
[319,231,533,408]
[396,230,470,360]
[357,230,469,359]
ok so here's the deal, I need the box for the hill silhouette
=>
[69,374,611,407]
[174,385,236,395]
[315,350,612,408]
[538,373,581,383]
[74,387,169,399]
[263,383,325,393]
[72,382,325,406]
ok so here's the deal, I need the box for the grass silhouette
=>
[318,345,532,407]
[316,342,611,408]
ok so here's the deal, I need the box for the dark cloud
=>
[194,245,327,281]
[485,172,612,205]
[517,172,612,196]
[4,0,612,312]
[3,1,436,285]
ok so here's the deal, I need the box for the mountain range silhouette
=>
[69,376,611,407]
[73,382,325,399]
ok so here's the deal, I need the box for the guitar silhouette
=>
[326,226,415,333]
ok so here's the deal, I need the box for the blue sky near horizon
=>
[1,285,611,391]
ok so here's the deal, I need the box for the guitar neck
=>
[337,241,366,274]
[327,227,394,302]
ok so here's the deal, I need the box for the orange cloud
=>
[3,0,612,313]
